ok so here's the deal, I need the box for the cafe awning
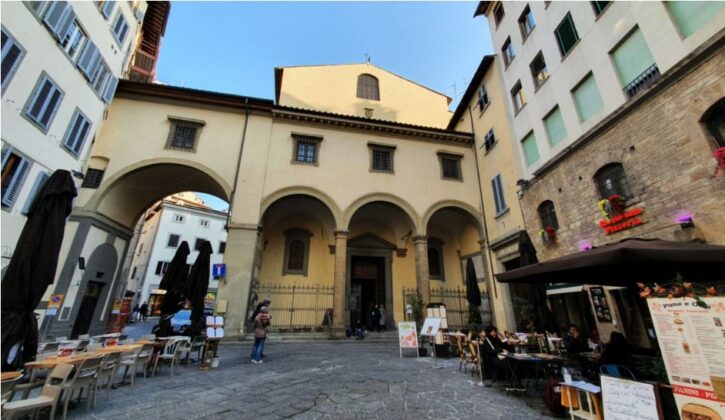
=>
[496,238,725,287]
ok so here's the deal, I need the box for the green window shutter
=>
[573,74,604,122]
[611,29,655,87]
[544,106,567,147]
[522,132,540,167]
[667,1,725,38]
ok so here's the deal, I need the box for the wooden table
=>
[1,371,23,381]
[93,344,142,354]
[24,354,99,370]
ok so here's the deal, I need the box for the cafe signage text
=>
[598,208,644,235]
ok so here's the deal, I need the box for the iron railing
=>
[624,64,660,98]
[402,286,492,330]
[251,284,334,333]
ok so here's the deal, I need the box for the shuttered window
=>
[521,131,540,167]
[477,85,490,110]
[60,18,86,61]
[667,1,725,38]
[572,73,604,122]
[92,60,110,94]
[1,146,31,208]
[356,74,380,100]
[21,171,49,215]
[483,129,496,152]
[62,109,91,156]
[42,1,74,41]
[24,73,64,131]
[111,12,129,45]
[77,40,101,81]
[1,28,25,93]
[491,174,507,215]
[611,28,656,87]
[102,75,118,103]
[543,106,567,147]
[99,1,116,19]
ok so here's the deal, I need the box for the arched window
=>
[427,238,445,281]
[357,74,380,100]
[284,229,312,276]
[538,200,559,230]
[701,98,725,148]
[594,163,631,200]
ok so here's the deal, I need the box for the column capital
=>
[412,235,428,243]
[334,230,349,238]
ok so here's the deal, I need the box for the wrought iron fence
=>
[251,284,334,333]
[624,64,661,98]
[402,286,492,330]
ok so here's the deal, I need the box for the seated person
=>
[601,331,632,368]
[562,324,589,354]
[480,325,513,381]
[353,319,367,340]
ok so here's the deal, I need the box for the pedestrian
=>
[250,298,271,323]
[378,305,386,332]
[132,303,139,323]
[140,302,148,321]
[372,304,382,332]
[250,306,270,364]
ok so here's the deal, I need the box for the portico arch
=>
[342,192,421,234]
[260,186,343,231]
[421,200,484,237]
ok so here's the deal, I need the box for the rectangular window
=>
[529,51,549,89]
[155,261,170,276]
[667,1,725,38]
[91,60,110,95]
[111,11,129,46]
[2,28,26,93]
[491,174,507,215]
[166,119,204,151]
[518,5,535,39]
[511,81,526,113]
[521,131,540,167]
[62,108,91,157]
[199,219,209,228]
[24,73,64,131]
[131,266,137,279]
[572,73,604,122]
[543,106,567,147]
[502,37,516,67]
[60,19,86,61]
[218,241,226,254]
[493,3,505,28]
[172,214,185,223]
[555,13,579,57]
[591,1,611,17]
[99,1,116,19]
[42,1,74,41]
[369,144,395,173]
[77,40,101,81]
[167,234,180,247]
[1,146,31,208]
[81,168,104,189]
[483,128,496,152]
[27,2,49,17]
[438,153,462,181]
[292,134,321,164]
[477,85,490,111]
[21,171,49,215]
[194,238,206,251]
[611,28,659,97]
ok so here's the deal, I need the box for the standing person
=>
[140,302,149,322]
[378,305,386,332]
[132,303,139,323]
[372,304,382,332]
[250,298,270,323]
[250,306,270,364]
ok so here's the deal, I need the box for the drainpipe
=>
[467,106,498,301]
[227,98,250,225]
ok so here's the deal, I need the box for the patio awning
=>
[496,238,725,287]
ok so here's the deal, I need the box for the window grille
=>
[439,155,462,180]
[370,145,394,173]
[81,168,104,189]
[167,119,203,151]
[594,163,632,200]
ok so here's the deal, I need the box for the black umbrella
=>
[497,237,725,286]
[154,241,190,337]
[465,257,483,325]
[517,230,557,334]
[184,240,212,338]
[1,170,77,370]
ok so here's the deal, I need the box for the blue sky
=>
[157,1,493,211]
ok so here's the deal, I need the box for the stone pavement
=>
[68,340,553,420]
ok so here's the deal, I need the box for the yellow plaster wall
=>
[278,64,453,129]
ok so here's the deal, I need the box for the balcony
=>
[128,50,156,83]
[624,64,661,98]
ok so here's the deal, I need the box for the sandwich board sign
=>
[398,321,419,358]
[420,317,442,337]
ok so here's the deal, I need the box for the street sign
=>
[46,294,64,316]
[213,263,226,278]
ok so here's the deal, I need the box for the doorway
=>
[350,256,385,329]
[71,281,105,338]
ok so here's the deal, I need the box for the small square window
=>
[438,153,462,181]
[511,81,526,113]
[483,129,496,152]
[518,5,535,40]
[172,214,185,223]
[292,134,322,165]
[81,168,104,189]
[555,13,580,57]
[591,1,611,17]
[199,219,209,228]
[502,37,516,67]
[369,144,395,173]
[477,85,490,111]
[166,118,204,151]
[530,52,549,89]
[493,3,505,28]
[167,234,180,247]
[218,241,226,254]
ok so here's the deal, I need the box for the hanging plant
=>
[714,147,725,177]
[598,199,612,220]
[608,194,626,215]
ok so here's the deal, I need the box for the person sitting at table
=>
[480,325,512,381]
[563,324,589,354]
[601,331,631,367]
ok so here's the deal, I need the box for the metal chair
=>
[60,355,104,420]
[2,363,74,420]
[119,343,154,388]
[599,364,636,380]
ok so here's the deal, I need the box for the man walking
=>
[140,301,148,322]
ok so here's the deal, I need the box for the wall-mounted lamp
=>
[516,179,530,187]
[579,241,593,251]
[677,215,695,229]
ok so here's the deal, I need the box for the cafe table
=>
[1,371,23,381]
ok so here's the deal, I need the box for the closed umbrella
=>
[465,257,483,325]
[1,170,77,370]
[184,240,212,338]
[154,241,190,337]
[517,231,557,333]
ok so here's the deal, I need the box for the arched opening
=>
[356,73,380,101]
[593,162,631,200]
[537,200,559,230]
[700,97,725,148]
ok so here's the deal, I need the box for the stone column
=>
[413,235,430,303]
[215,223,260,339]
[332,230,348,331]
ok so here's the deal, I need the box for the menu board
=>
[589,286,613,322]
[648,297,725,419]
[420,317,442,337]
[398,322,419,358]
[601,375,659,420]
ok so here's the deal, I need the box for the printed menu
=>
[648,297,725,419]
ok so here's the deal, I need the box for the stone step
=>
[238,331,400,343]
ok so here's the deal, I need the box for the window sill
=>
[60,144,81,160]
[22,113,51,135]
[504,57,516,70]
[291,160,319,167]
[441,176,463,182]
[494,208,510,219]
[165,145,197,153]
[370,169,395,174]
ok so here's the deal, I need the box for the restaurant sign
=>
[598,208,644,235]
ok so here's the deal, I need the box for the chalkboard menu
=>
[589,286,612,322]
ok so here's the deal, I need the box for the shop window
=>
[518,5,535,40]
[594,163,632,200]
[427,238,445,281]
[357,74,380,100]
[502,37,516,67]
[529,51,549,89]
[284,229,312,276]
[572,73,604,122]
[701,98,725,148]
[555,13,579,57]
[538,200,559,230]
